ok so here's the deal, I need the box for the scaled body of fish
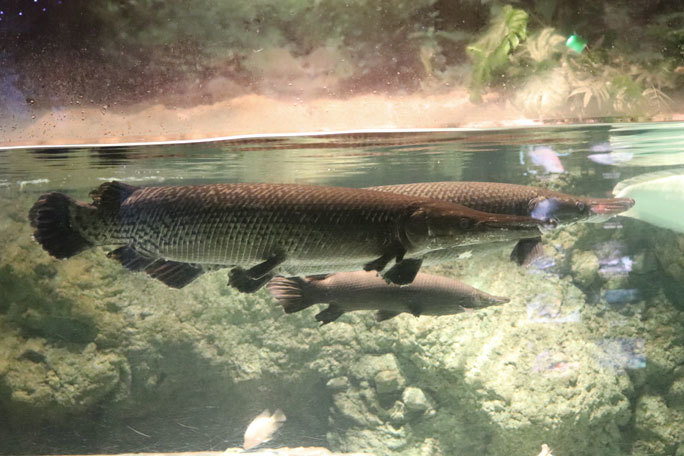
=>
[368,181,635,265]
[29,181,549,292]
[268,270,509,324]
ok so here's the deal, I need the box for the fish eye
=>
[576,201,585,211]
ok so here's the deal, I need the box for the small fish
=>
[527,146,565,174]
[369,181,634,265]
[243,409,286,450]
[613,169,684,234]
[29,181,549,293]
[267,270,509,324]
[588,151,634,166]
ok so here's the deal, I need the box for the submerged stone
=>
[374,370,405,395]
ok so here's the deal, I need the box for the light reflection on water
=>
[3,123,682,196]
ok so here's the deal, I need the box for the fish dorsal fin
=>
[90,181,139,210]
[255,409,271,419]
[613,168,684,197]
[271,409,287,423]
[375,310,401,322]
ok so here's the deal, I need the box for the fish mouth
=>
[470,294,510,309]
[588,197,635,215]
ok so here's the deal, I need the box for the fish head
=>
[529,196,634,225]
[406,202,553,249]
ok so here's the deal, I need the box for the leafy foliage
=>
[466,5,528,102]
[22,0,680,119]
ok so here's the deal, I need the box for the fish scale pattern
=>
[370,181,557,215]
[102,183,424,268]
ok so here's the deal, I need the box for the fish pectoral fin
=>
[229,268,274,293]
[107,246,156,271]
[89,181,139,210]
[245,251,286,279]
[375,310,401,322]
[381,258,423,285]
[315,305,344,325]
[408,304,422,317]
[510,237,544,266]
[364,251,396,273]
[144,260,205,289]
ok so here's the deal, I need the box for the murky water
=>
[1,123,683,456]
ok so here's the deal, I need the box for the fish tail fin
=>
[267,277,320,313]
[29,192,94,259]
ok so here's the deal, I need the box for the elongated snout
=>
[587,197,635,215]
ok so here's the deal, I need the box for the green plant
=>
[466,5,528,102]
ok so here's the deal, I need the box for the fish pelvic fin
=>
[382,258,423,285]
[267,276,319,313]
[510,237,545,266]
[315,305,345,325]
[89,181,140,211]
[29,192,94,259]
[375,310,401,322]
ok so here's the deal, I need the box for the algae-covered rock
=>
[652,231,684,298]
[632,395,683,456]
[570,250,600,289]
[402,387,433,414]
[374,370,405,395]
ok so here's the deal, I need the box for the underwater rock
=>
[632,395,682,456]
[569,250,600,289]
[351,354,401,381]
[326,377,350,392]
[401,387,433,414]
[374,370,406,395]
[651,230,684,295]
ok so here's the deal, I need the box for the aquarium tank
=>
[1,1,683,456]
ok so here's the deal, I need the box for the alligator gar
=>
[29,181,550,292]
[368,181,635,264]
[268,270,509,324]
